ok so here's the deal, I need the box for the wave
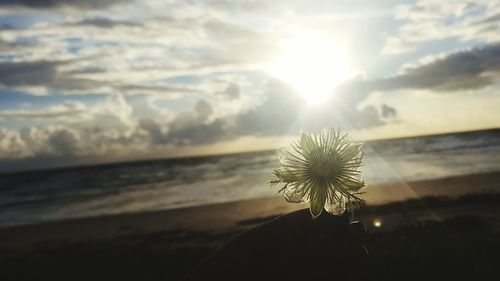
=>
[1,129,500,226]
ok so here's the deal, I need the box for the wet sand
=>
[1,171,500,280]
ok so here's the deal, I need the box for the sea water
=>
[1,129,500,226]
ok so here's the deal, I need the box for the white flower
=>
[271,128,366,218]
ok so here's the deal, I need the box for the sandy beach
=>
[1,171,500,280]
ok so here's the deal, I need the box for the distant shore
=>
[1,171,500,280]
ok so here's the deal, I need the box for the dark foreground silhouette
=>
[1,193,500,281]
[183,209,368,280]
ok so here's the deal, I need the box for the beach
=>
[1,171,500,280]
[2,1,500,280]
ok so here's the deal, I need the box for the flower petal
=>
[284,187,305,203]
[325,195,346,215]
[339,144,362,162]
[300,132,316,154]
[273,168,298,183]
[309,185,327,218]
[339,178,365,192]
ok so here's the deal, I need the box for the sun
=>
[264,30,355,105]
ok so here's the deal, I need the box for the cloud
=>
[0,129,27,158]
[0,60,59,87]
[164,99,229,145]
[194,99,214,119]
[216,83,240,100]
[138,118,166,145]
[0,56,211,97]
[152,78,399,146]
[0,102,86,120]
[472,12,500,25]
[381,104,397,118]
[383,0,500,54]
[0,76,397,171]
[116,84,205,96]
[6,0,485,172]
[0,36,69,63]
[232,80,302,135]
[167,119,227,145]
[70,17,142,28]
[375,43,500,92]
[351,105,386,128]
[0,11,276,97]
[198,19,276,65]
[46,128,80,156]
[133,78,398,148]
[207,0,269,12]
[5,11,499,166]
[0,0,133,9]
[222,78,393,137]
[15,126,78,157]
[0,60,103,93]
[136,99,223,146]
[0,93,139,158]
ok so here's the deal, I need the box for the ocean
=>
[1,129,500,227]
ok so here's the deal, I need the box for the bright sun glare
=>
[265,31,355,105]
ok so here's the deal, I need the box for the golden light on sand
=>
[264,30,355,105]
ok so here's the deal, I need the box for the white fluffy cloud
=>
[0,129,27,158]
[383,0,500,54]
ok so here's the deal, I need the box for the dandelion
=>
[270,128,366,218]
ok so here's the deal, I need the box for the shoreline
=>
[1,171,500,257]
[1,171,500,280]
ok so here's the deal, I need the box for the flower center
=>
[312,158,339,179]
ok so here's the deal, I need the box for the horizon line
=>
[1,126,498,176]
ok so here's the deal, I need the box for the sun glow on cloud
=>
[264,30,356,105]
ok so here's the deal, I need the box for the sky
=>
[1,0,500,172]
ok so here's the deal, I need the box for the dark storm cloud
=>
[0,0,132,9]
[373,43,500,92]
